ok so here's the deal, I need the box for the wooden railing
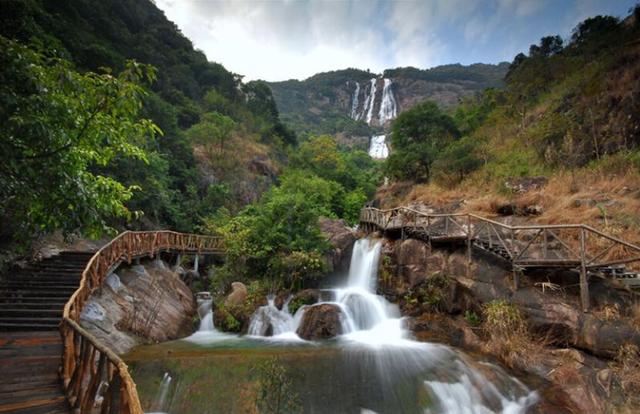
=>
[360,207,640,311]
[60,231,224,414]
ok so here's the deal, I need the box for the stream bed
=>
[125,239,553,413]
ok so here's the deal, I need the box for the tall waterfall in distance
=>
[364,78,377,124]
[350,81,360,120]
[378,78,397,124]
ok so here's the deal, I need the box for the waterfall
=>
[196,296,214,332]
[247,296,296,337]
[378,78,397,124]
[350,81,360,120]
[242,238,539,412]
[368,135,389,159]
[149,372,172,413]
[364,78,377,124]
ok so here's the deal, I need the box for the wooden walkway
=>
[0,231,223,414]
[0,332,70,414]
[360,206,640,311]
[0,251,94,414]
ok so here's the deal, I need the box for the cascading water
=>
[133,238,544,413]
[196,296,214,332]
[368,134,389,159]
[240,238,539,412]
[365,78,377,124]
[350,81,361,120]
[148,372,172,413]
[378,78,397,124]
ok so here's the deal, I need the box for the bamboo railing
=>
[360,207,640,311]
[60,231,223,414]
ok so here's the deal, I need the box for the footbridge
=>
[360,206,640,312]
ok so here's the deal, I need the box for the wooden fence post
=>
[466,214,472,278]
[580,228,590,312]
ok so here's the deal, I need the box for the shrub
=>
[252,357,300,414]
[481,300,532,367]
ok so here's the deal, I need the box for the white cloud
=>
[154,0,636,81]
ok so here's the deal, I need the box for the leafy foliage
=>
[0,0,296,246]
[386,101,460,182]
[0,37,158,238]
[252,357,301,414]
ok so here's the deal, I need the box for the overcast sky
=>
[155,0,636,82]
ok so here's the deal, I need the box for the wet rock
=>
[289,289,321,314]
[225,282,248,307]
[395,239,431,287]
[81,259,196,354]
[319,217,357,272]
[504,176,548,193]
[296,304,343,340]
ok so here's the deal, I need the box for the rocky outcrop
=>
[80,258,196,354]
[382,236,640,412]
[319,217,356,272]
[225,282,248,307]
[296,304,343,340]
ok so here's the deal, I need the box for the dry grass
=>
[632,302,640,332]
[387,160,640,268]
[614,343,640,396]
[480,299,543,368]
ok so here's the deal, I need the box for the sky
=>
[155,0,637,82]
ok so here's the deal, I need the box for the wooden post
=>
[513,267,520,290]
[466,214,472,278]
[580,228,590,312]
[543,229,548,260]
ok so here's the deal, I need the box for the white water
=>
[240,238,539,412]
[365,78,377,124]
[368,134,389,159]
[197,298,214,332]
[378,78,397,124]
[350,81,361,120]
[148,372,172,413]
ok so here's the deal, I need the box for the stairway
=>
[0,251,92,414]
[0,251,94,331]
[594,265,640,287]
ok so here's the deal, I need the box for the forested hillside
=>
[0,0,295,242]
[381,8,640,245]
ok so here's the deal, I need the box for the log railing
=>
[60,231,224,414]
[360,207,640,311]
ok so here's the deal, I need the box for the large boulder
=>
[225,282,248,307]
[80,262,196,354]
[394,239,443,287]
[319,217,356,271]
[296,304,343,340]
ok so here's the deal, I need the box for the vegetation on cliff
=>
[0,0,295,248]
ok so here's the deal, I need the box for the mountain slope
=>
[0,0,294,235]
[268,63,509,139]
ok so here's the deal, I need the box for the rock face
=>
[225,282,248,307]
[382,236,640,412]
[319,217,356,272]
[80,260,196,354]
[296,304,343,340]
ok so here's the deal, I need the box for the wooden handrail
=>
[360,206,640,312]
[60,230,224,414]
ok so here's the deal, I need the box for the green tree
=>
[386,101,459,182]
[186,111,235,153]
[0,37,160,239]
